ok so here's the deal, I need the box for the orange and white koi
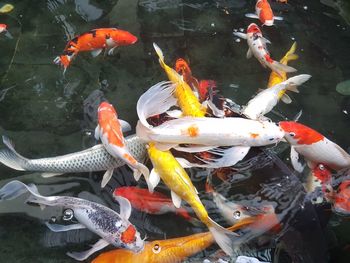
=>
[245,0,283,26]
[267,42,299,104]
[95,102,150,189]
[279,121,350,172]
[234,23,297,77]
[54,28,137,73]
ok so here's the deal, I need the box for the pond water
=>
[0,0,349,262]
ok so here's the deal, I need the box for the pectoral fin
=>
[274,16,283,21]
[149,169,161,191]
[91,48,103,57]
[245,13,259,19]
[101,168,114,188]
[262,37,271,44]
[67,239,110,261]
[171,191,182,208]
[154,142,178,151]
[119,120,132,133]
[41,172,64,178]
[114,196,132,220]
[281,93,292,104]
[233,32,247,39]
[45,222,86,232]
[94,125,100,140]
[290,146,305,173]
[246,48,253,59]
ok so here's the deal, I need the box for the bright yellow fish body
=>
[267,42,298,102]
[153,43,206,117]
[147,142,235,256]
[0,4,14,13]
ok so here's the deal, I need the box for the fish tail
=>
[153,43,166,68]
[270,60,297,77]
[281,42,298,65]
[284,74,312,93]
[0,136,29,171]
[133,162,153,192]
[208,217,237,256]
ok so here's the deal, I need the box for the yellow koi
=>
[146,142,235,256]
[153,43,206,117]
[267,42,298,103]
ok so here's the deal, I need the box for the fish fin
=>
[107,46,118,56]
[41,172,64,178]
[45,222,86,232]
[67,239,110,261]
[94,125,100,140]
[166,109,183,118]
[246,48,253,59]
[149,169,161,192]
[204,87,225,117]
[101,168,114,188]
[261,37,271,44]
[208,217,237,256]
[290,146,305,173]
[245,13,259,19]
[0,136,28,171]
[4,31,13,39]
[153,43,165,62]
[133,163,152,192]
[293,110,303,122]
[154,142,178,151]
[119,120,132,133]
[195,146,251,168]
[91,48,103,57]
[284,74,312,93]
[270,61,297,77]
[281,93,292,104]
[114,195,132,220]
[136,81,177,127]
[233,32,247,39]
[171,191,182,208]
[274,16,284,21]
[175,157,194,168]
[173,145,216,153]
[135,121,153,142]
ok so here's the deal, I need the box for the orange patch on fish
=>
[250,133,260,138]
[120,225,136,244]
[187,125,199,137]
[123,153,137,165]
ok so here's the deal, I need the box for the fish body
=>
[233,23,296,77]
[95,102,150,188]
[0,135,146,174]
[333,180,350,215]
[153,43,206,117]
[243,74,311,120]
[0,181,144,260]
[147,143,236,256]
[137,116,285,147]
[279,121,350,170]
[54,28,137,72]
[113,186,192,221]
[245,0,283,26]
[0,4,14,13]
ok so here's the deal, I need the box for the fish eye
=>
[269,138,274,141]
[152,243,161,254]
[63,209,74,221]
[233,210,241,219]
[319,164,325,170]
[289,132,296,137]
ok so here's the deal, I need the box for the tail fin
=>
[153,43,165,67]
[283,74,312,93]
[133,162,153,192]
[0,136,28,171]
[0,180,46,203]
[136,81,177,127]
[280,42,298,65]
[208,217,237,256]
[270,60,297,77]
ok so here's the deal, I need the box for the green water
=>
[0,0,349,262]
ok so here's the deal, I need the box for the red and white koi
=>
[245,0,283,26]
[95,102,150,189]
[54,28,137,73]
[234,23,297,77]
[0,180,144,261]
[279,121,350,172]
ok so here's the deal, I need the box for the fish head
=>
[0,23,7,33]
[247,23,261,35]
[334,180,350,215]
[110,29,138,46]
[279,121,324,145]
[312,164,332,184]
[175,58,191,75]
[198,80,217,101]
[118,224,145,252]
[98,101,118,122]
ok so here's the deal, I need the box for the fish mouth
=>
[264,20,274,26]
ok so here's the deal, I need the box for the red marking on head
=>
[247,23,261,34]
[175,58,191,75]
[110,29,138,46]
[279,121,324,145]
[0,24,7,33]
[312,164,332,183]
[264,54,274,64]
[198,80,217,101]
[121,225,136,244]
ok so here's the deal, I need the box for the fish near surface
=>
[245,0,283,26]
[0,135,146,178]
[95,102,150,189]
[279,121,350,171]
[146,143,237,256]
[233,23,297,77]
[54,28,137,73]
[0,180,144,261]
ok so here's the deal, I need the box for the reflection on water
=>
[0,0,349,262]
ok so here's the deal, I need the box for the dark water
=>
[0,0,350,262]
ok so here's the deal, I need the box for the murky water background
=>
[0,0,350,262]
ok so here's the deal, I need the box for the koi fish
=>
[267,42,299,104]
[0,23,12,38]
[113,186,194,222]
[0,180,144,261]
[233,23,297,77]
[242,74,311,120]
[95,102,150,189]
[0,135,147,179]
[0,4,14,14]
[279,121,350,171]
[333,180,350,215]
[198,79,217,102]
[175,58,200,92]
[92,220,254,263]
[153,43,207,117]
[146,142,236,256]
[54,28,137,73]
[305,163,332,194]
[245,0,283,26]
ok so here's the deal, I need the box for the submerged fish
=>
[54,28,137,73]
[234,23,297,77]
[245,0,283,26]
[0,4,14,13]
[0,135,146,178]
[242,74,311,120]
[0,180,144,261]
[95,102,150,189]
[92,220,254,263]
[147,142,236,256]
